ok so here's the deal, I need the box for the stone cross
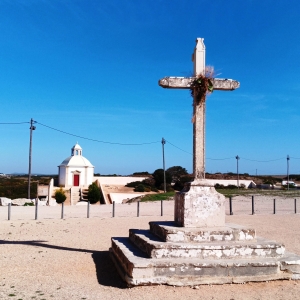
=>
[159,38,240,180]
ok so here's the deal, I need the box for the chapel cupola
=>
[71,143,82,156]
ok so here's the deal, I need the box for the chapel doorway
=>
[74,174,80,186]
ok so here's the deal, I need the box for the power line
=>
[240,157,285,162]
[166,140,234,160]
[0,122,29,124]
[165,140,192,155]
[35,121,160,146]
[207,157,234,161]
[1,120,299,164]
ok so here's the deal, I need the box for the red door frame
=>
[74,174,80,186]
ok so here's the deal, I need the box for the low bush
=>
[55,188,66,203]
[125,181,141,188]
[87,182,102,204]
[214,183,225,189]
[134,184,145,192]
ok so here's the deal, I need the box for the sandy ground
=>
[1,198,300,300]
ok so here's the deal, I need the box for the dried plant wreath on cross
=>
[190,66,215,106]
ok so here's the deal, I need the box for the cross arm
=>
[158,77,240,91]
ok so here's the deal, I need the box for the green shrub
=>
[142,178,156,187]
[134,184,145,192]
[87,182,102,204]
[55,188,66,204]
[24,202,35,206]
[226,184,238,189]
[125,181,142,188]
[214,183,225,189]
[158,183,174,192]
[144,186,151,192]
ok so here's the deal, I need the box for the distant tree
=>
[132,171,150,176]
[167,166,188,181]
[173,175,193,191]
[152,169,172,189]
[55,188,66,204]
[142,177,156,188]
[87,182,102,204]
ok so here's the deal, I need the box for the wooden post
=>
[8,203,11,220]
[61,202,64,219]
[252,196,255,215]
[137,201,140,217]
[229,197,233,215]
[112,201,115,218]
[87,201,90,218]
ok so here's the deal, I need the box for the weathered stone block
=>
[149,221,256,243]
[110,237,299,286]
[129,229,284,260]
[175,180,225,227]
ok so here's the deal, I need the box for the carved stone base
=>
[175,180,225,227]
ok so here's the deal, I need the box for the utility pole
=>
[28,118,36,199]
[287,155,290,191]
[236,155,240,189]
[162,138,166,193]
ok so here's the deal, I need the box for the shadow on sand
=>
[0,239,127,289]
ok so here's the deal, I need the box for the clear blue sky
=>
[1,0,300,176]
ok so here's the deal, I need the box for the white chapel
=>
[58,143,94,188]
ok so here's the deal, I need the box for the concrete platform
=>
[110,222,300,286]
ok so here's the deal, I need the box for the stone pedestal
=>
[175,180,225,227]
[110,221,300,286]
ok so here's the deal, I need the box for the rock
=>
[11,198,32,206]
[0,197,12,206]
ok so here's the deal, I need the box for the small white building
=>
[58,143,94,188]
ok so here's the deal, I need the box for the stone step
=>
[149,221,256,243]
[129,229,285,260]
[110,237,300,286]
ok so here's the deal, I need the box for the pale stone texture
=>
[159,77,240,90]
[110,229,300,286]
[0,197,11,206]
[11,198,34,206]
[175,181,225,227]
